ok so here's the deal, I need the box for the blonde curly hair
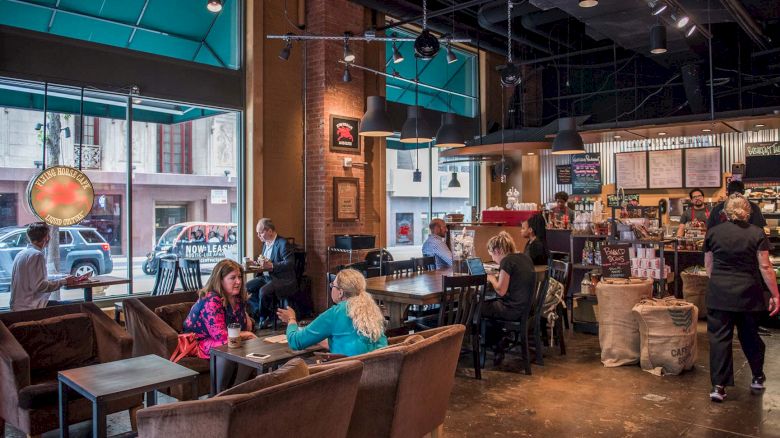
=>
[487,231,517,255]
[334,269,385,342]
[724,193,751,222]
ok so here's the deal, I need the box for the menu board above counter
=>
[648,149,683,188]
[615,151,648,189]
[571,153,602,195]
[685,147,722,188]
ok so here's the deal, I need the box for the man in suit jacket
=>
[246,218,296,327]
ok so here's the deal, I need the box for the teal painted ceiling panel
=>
[0,0,240,70]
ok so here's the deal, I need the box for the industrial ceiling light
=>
[685,25,697,37]
[342,66,352,83]
[651,2,667,15]
[414,0,440,59]
[649,25,667,54]
[279,35,292,61]
[578,0,598,7]
[672,13,689,29]
[392,40,404,64]
[446,43,457,64]
[658,132,667,136]
[501,1,520,87]
[400,106,433,143]
[130,85,142,104]
[343,35,355,63]
[614,135,622,139]
[755,123,766,128]
[359,96,393,137]
[435,113,464,147]
[447,172,461,188]
[207,0,223,13]
[551,117,585,154]
[701,128,712,132]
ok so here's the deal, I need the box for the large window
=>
[0,76,242,310]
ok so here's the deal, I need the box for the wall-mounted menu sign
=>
[684,147,722,188]
[744,142,780,181]
[615,151,648,189]
[648,149,683,188]
[556,165,572,185]
[571,153,602,195]
[600,244,632,278]
[606,193,640,208]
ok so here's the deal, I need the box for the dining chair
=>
[549,259,571,352]
[178,258,203,293]
[384,259,416,276]
[115,257,179,323]
[414,256,436,272]
[436,274,487,379]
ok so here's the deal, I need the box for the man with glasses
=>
[246,218,296,328]
[677,188,710,237]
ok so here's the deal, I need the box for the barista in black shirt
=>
[706,180,766,230]
[522,213,549,265]
[677,188,710,237]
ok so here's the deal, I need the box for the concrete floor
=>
[5,322,779,437]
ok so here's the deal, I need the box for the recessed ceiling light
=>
[755,123,766,128]
[579,0,598,7]
[658,132,667,136]
[702,128,712,132]
[614,135,622,139]
[527,152,535,155]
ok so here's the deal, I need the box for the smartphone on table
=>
[246,353,270,360]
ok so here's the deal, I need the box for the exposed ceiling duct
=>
[476,0,554,54]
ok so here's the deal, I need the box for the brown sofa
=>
[137,358,364,438]
[122,291,207,400]
[0,303,143,437]
[329,324,466,438]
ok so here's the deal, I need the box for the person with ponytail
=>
[277,268,388,356]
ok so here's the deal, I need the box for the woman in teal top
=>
[277,268,388,355]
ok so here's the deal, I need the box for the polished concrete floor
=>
[5,322,779,437]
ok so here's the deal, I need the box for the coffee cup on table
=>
[228,323,241,348]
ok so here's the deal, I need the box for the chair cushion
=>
[9,313,96,375]
[216,358,309,396]
[155,302,195,333]
[177,356,210,374]
[17,380,59,410]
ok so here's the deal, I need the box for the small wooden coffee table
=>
[62,275,131,302]
[209,336,322,396]
[58,355,199,438]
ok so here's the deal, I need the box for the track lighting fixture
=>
[578,0,598,7]
[672,13,689,29]
[343,35,355,63]
[446,43,457,64]
[392,40,404,64]
[685,25,697,37]
[651,2,667,15]
[207,0,223,13]
[342,66,352,83]
[279,35,292,61]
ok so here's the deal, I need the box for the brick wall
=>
[305,0,384,311]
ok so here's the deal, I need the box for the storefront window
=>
[0,77,242,309]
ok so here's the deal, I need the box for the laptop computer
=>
[466,257,486,275]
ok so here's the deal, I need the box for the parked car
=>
[143,222,237,275]
[0,225,114,293]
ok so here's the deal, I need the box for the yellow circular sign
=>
[27,166,95,226]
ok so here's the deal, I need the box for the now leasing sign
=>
[27,166,94,226]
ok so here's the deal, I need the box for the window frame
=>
[157,122,193,174]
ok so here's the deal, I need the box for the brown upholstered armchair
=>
[0,303,143,437]
[328,324,466,438]
[137,358,364,438]
[122,291,206,401]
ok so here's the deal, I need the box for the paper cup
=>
[228,323,241,348]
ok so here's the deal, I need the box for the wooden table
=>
[365,266,548,329]
[209,336,322,396]
[63,275,130,302]
[58,355,198,438]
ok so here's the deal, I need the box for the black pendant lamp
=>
[359,96,393,137]
[447,172,461,188]
[414,0,440,60]
[551,117,585,155]
[400,106,433,143]
[435,113,464,147]
[649,25,667,54]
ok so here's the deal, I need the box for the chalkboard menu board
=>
[648,149,683,188]
[571,153,602,195]
[684,147,722,188]
[615,151,648,189]
[556,165,572,184]
[744,142,780,181]
[600,244,632,278]
[606,194,640,208]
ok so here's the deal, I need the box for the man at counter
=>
[677,188,710,237]
[553,191,575,223]
[706,180,766,230]
[422,218,453,269]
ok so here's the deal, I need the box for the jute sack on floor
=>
[596,278,653,367]
[632,297,698,376]
[681,271,708,319]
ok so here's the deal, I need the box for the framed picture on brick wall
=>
[334,177,360,221]
[330,115,361,154]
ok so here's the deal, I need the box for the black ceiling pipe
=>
[519,9,576,50]
[476,0,554,54]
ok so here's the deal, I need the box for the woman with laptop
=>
[483,232,537,364]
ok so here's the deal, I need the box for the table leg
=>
[191,378,199,400]
[209,354,217,397]
[385,302,406,329]
[92,401,106,438]
[84,286,93,302]
[58,380,69,438]
[146,390,157,407]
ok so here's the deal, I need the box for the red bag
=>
[170,333,199,363]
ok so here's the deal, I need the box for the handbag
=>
[170,333,199,363]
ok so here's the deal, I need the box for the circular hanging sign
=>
[27,166,94,226]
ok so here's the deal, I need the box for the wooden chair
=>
[384,259,416,276]
[548,259,571,351]
[115,257,179,323]
[414,256,436,272]
[437,274,487,379]
[178,258,203,293]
